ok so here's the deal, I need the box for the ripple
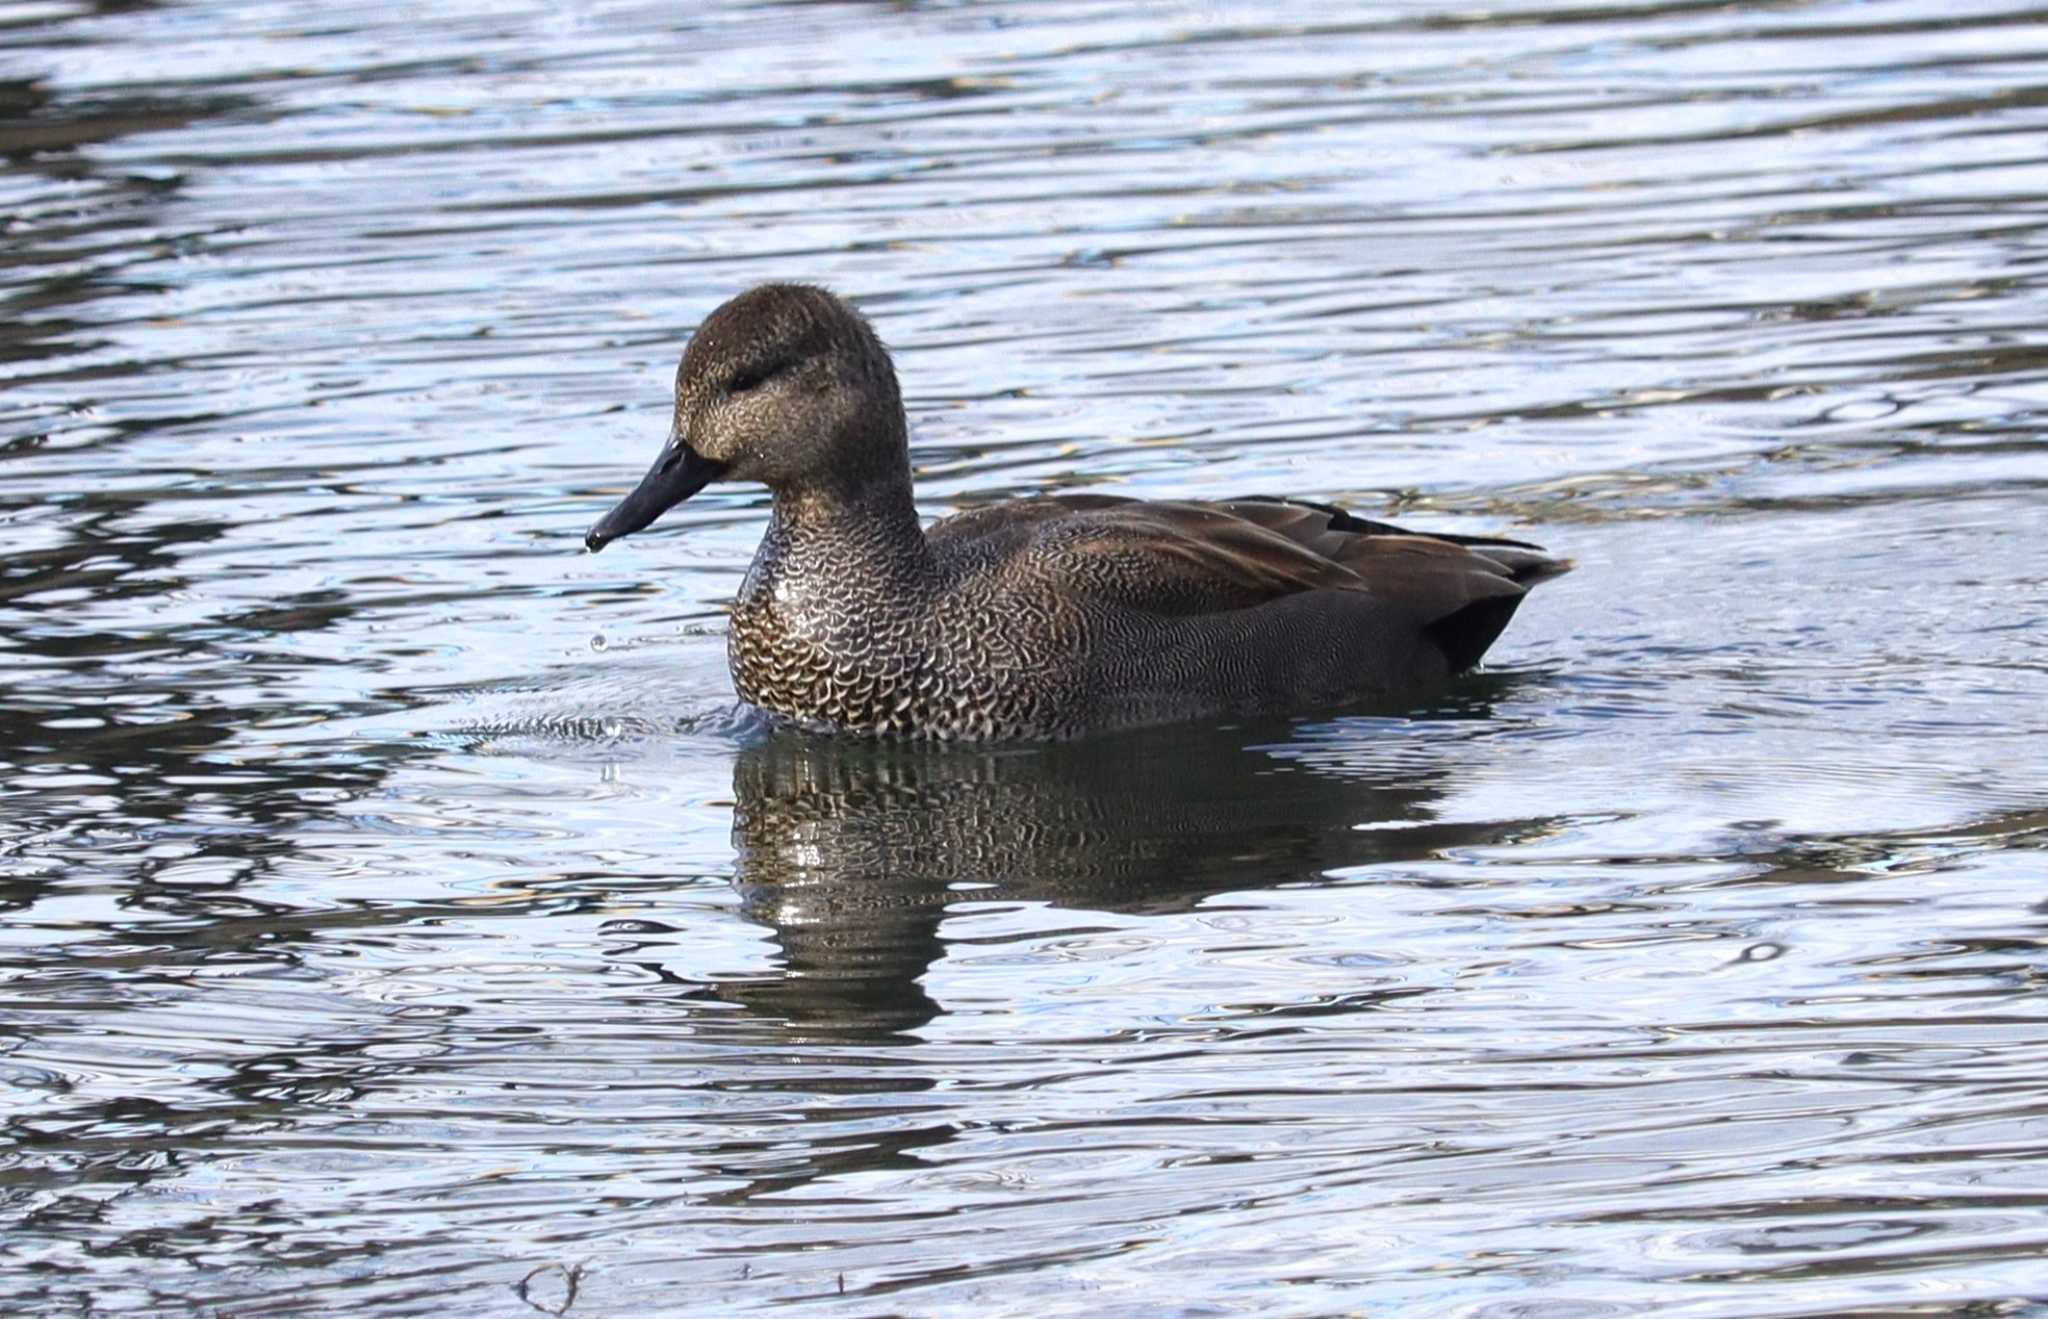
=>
[6,0,2048,1312]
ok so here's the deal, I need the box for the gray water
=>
[5,0,2048,1313]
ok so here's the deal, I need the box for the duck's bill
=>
[585,438,725,552]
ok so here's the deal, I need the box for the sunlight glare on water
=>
[3,0,2048,1313]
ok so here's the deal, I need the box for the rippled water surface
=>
[6,0,2048,1313]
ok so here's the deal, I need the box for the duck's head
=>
[585,283,906,552]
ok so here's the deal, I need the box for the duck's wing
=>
[944,493,1570,673]
[1205,496,1573,670]
[1213,496,1573,587]
[932,494,1348,608]
[1054,499,1373,608]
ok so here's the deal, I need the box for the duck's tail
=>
[1219,495,1571,672]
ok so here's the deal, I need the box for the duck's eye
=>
[727,361,786,395]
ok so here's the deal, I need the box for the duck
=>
[584,283,1570,740]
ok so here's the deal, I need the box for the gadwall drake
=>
[585,283,1570,740]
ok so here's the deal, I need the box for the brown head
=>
[585,283,907,551]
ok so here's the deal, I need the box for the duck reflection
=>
[716,713,1550,1037]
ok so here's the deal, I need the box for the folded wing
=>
[935,493,1570,673]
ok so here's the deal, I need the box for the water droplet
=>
[589,634,608,652]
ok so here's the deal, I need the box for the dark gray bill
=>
[585,438,725,552]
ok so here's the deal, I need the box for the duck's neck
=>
[746,474,934,612]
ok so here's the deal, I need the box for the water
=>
[5,0,2048,1312]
